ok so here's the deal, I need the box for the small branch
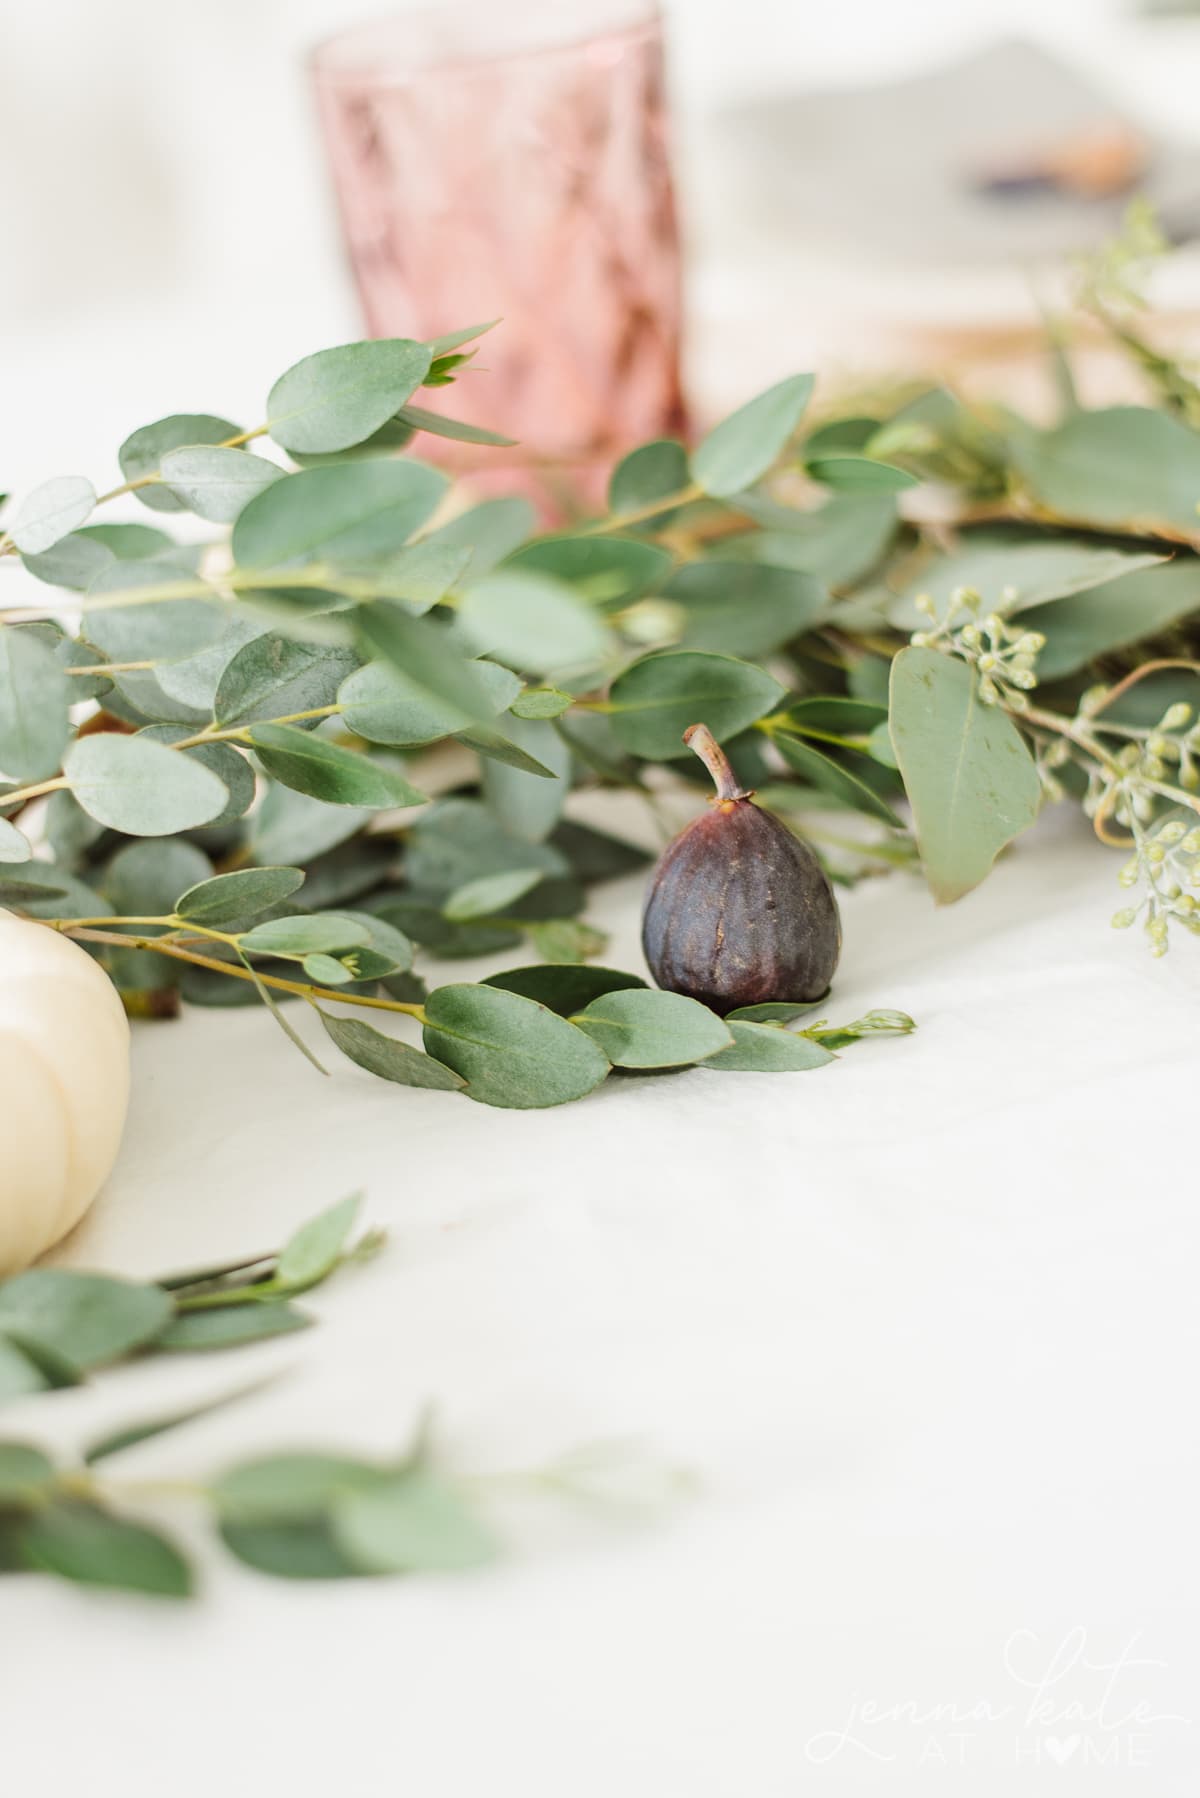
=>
[52,925,427,1019]
[576,481,704,537]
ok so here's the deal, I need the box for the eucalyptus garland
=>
[2,211,1198,1109]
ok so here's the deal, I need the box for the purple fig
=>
[641,723,841,1014]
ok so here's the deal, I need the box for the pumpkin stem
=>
[683,722,750,802]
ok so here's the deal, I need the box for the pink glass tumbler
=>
[311,1,687,507]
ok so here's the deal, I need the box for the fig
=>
[641,723,841,1014]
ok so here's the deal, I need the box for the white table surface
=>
[3,793,1198,1795]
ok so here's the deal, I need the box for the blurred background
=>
[4,0,1200,489]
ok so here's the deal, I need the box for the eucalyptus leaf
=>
[159,446,283,523]
[483,964,646,1014]
[118,413,241,512]
[241,914,371,956]
[276,1194,361,1291]
[0,1272,172,1369]
[1023,561,1200,679]
[771,731,903,826]
[396,403,516,447]
[742,493,897,588]
[138,728,255,827]
[692,375,814,498]
[806,454,917,493]
[405,798,566,895]
[573,987,732,1068]
[0,1443,55,1504]
[320,1014,466,1091]
[424,497,536,578]
[267,339,432,454]
[456,571,613,676]
[232,460,447,569]
[665,560,826,658]
[153,1305,312,1352]
[249,783,371,866]
[246,723,426,809]
[609,438,690,517]
[332,1466,496,1573]
[176,866,306,928]
[422,984,610,1108]
[17,1501,192,1598]
[889,646,1041,903]
[887,535,1169,632]
[443,867,544,922]
[702,1020,835,1072]
[0,817,31,863]
[1014,405,1200,532]
[510,687,572,720]
[213,634,358,727]
[10,476,96,554]
[218,1516,364,1580]
[478,713,571,840]
[356,604,500,726]
[104,838,213,917]
[607,651,785,760]
[339,655,518,746]
[65,734,228,836]
[0,625,70,782]
[504,535,671,606]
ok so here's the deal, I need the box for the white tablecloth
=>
[3,798,1197,1795]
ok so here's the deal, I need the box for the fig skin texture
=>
[641,723,842,1015]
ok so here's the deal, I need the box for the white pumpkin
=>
[0,909,130,1272]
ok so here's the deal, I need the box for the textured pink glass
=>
[311,1,687,508]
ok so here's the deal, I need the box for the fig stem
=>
[683,722,750,801]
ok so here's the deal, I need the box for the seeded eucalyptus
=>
[2,208,1199,1108]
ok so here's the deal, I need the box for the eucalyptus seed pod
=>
[641,723,841,1014]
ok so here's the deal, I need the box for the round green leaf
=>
[118,414,241,513]
[504,535,672,605]
[0,817,32,863]
[17,1501,192,1597]
[215,1451,385,1522]
[0,1272,172,1369]
[425,496,536,577]
[0,625,70,781]
[10,477,96,555]
[0,1443,55,1504]
[321,1013,466,1090]
[232,460,447,570]
[665,560,826,659]
[805,454,918,493]
[483,964,646,1015]
[139,728,256,826]
[573,988,732,1068]
[1013,405,1200,533]
[443,867,544,922]
[64,734,229,836]
[246,722,426,808]
[456,571,613,677]
[213,634,359,727]
[701,1019,835,1072]
[691,375,814,498]
[267,339,433,454]
[241,913,371,956]
[332,1466,496,1573]
[159,446,283,523]
[607,650,785,760]
[339,655,519,745]
[510,687,572,720]
[422,983,610,1108]
[104,838,213,917]
[175,866,306,928]
[888,646,1041,904]
[609,438,690,516]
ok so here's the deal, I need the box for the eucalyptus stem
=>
[577,481,703,537]
[50,925,428,1020]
